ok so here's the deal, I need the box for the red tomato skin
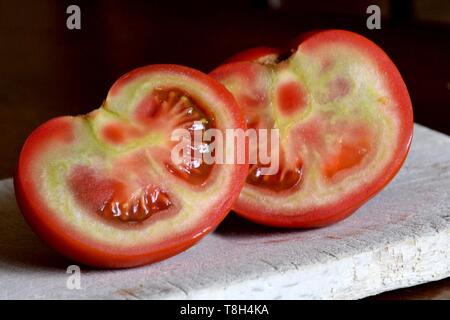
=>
[223,31,322,66]
[214,30,414,228]
[287,30,323,50]
[224,47,281,63]
[15,65,248,268]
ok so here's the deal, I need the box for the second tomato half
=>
[211,30,413,228]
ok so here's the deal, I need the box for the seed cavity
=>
[322,136,371,180]
[153,89,214,185]
[98,185,172,223]
[69,166,172,224]
[247,158,303,192]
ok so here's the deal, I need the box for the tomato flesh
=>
[277,81,307,116]
[134,88,215,185]
[69,166,172,223]
[247,157,303,192]
[211,30,413,228]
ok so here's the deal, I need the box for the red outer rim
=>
[219,30,414,228]
[14,64,248,268]
[286,29,323,51]
[224,47,282,64]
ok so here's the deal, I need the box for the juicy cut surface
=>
[211,31,413,226]
[18,65,246,253]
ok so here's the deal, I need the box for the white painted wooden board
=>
[0,124,449,300]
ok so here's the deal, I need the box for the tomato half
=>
[15,64,247,268]
[211,30,413,228]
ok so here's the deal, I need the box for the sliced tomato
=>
[211,30,413,228]
[15,64,247,268]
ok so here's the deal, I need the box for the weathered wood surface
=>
[0,124,449,299]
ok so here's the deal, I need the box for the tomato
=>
[211,30,413,228]
[15,64,247,268]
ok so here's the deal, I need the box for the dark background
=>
[0,0,449,299]
[0,0,449,179]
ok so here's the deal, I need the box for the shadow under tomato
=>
[214,211,302,237]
